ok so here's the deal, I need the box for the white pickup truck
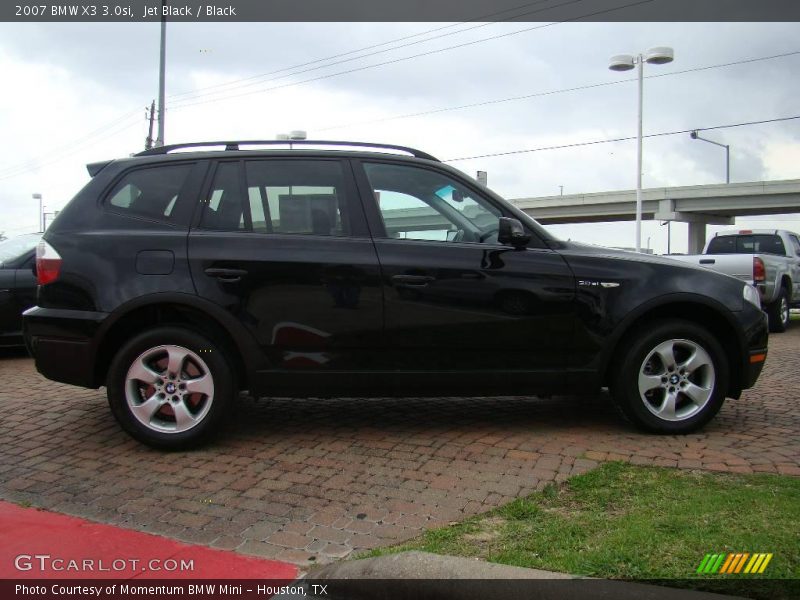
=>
[671,229,800,332]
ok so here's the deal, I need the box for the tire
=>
[610,319,729,434]
[107,326,234,450]
[767,288,790,333]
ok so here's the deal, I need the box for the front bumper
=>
[736,304,769,392]
[23,306,108,388]
[743,348,768,389]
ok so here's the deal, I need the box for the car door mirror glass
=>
[498,217,531,248]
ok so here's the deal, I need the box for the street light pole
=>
[690,130,730,183]
[609,47,674,253]
[635,55,644,254]
[155,0,167,147]
[32,193,42,233]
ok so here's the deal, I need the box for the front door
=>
[353,159,575,393]
[188,158,383,395]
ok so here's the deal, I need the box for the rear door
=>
[353,159,576,393]
[187,157,383,394]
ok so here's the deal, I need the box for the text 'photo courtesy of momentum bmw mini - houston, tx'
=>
[22,140,769,449]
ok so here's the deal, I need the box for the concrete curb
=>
[308,551,575,580]
[293,552,750,600]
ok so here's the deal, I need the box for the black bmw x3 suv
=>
[24,140,768,449]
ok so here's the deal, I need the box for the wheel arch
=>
[601,294,744,398]
[93,293,264,390]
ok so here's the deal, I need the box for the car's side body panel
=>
[23,148,769,406]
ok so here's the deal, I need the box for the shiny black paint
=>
[24,149,769,399]
[371,239,575,375]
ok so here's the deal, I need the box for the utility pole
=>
[32,193,43,233]
[145,100,156,150]
[155,0,167,147]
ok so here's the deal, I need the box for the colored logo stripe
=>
[697,553,773,575]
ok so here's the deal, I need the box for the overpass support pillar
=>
[688,222,707,254]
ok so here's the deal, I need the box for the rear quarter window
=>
[104,164,193,223]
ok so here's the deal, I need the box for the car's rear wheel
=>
[767,288,790,333]
[107,326,233,449]
[611,319,728,434]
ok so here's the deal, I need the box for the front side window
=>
[363,162,501,244]
[106,164,192,222]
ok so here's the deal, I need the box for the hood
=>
[553,240,748,285]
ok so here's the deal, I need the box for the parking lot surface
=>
[1,328,798,566]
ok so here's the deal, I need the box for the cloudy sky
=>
[1,18,799,252]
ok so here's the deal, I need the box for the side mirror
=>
[498,217,531,248]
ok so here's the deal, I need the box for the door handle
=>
[699,259,715,265]
[204,267,248,282]
[391,274,434,287]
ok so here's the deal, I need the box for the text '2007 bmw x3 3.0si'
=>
[24,140,769,449]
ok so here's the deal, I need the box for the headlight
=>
[743,284,761,308]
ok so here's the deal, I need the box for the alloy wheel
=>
[637,339,715,422]
[780,296,790,327]
[124,345,214,433]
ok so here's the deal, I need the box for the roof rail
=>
[135,140,439,161]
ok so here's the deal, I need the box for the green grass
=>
[364,463,800,598]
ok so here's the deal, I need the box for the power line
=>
[0,115,142,182]
[318,49,800,132]
[444,114,800,162]
[0,107,142,179]
[168,0,655,111]
[167,0,566,101]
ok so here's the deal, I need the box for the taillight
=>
[36,241,62,285]
[753,256,765,283]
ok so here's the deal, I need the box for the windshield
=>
[0,233,41,265]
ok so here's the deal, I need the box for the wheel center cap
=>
[165,382,176,394]
[669,374,680,385]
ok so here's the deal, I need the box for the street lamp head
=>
[32,193,42,200]
[645,46,674,65]
[608,54,635,71]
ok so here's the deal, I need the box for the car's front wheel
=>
[107,327,234,449]
[611,319,729,434]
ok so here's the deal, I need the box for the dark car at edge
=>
[23,141,769,449]
[0,233,41,347]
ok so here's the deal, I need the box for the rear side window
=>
[245,160,350,236]
[707,234,787,256]
[106,164,193,222]
[200,162,246,230]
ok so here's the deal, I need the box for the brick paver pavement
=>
[1,327,798,566]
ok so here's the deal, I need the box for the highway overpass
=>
[509,179,800,253]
